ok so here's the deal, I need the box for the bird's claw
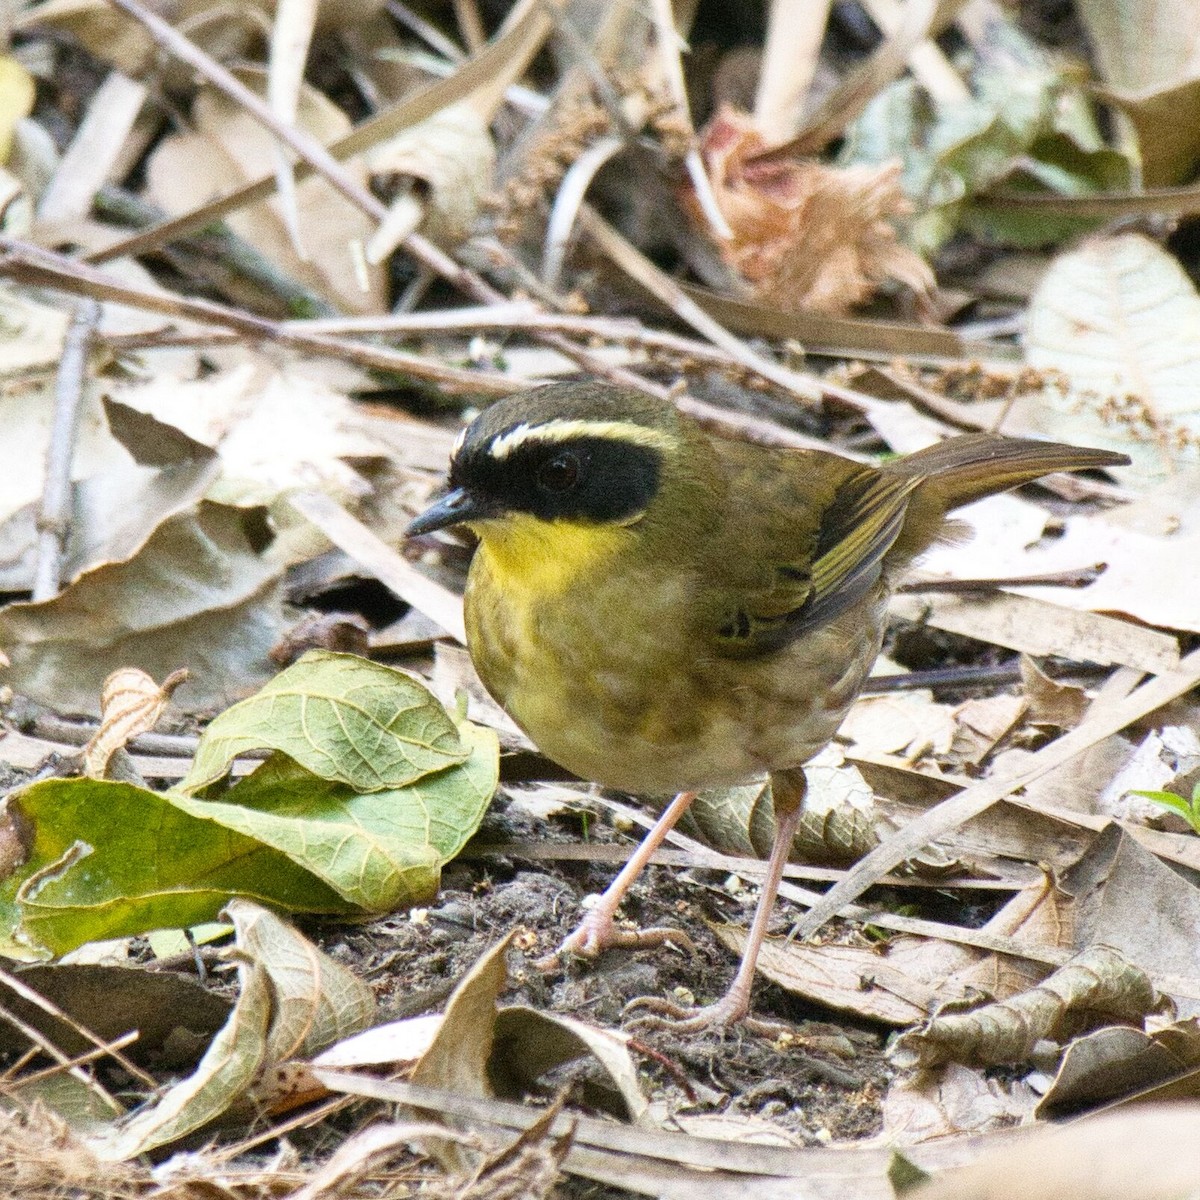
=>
[536,919,695,972]
[623,994,791,1039]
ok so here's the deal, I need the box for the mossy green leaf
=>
[181,650,466,794]
[2,778,354,957]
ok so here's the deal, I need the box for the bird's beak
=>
[406,487,491,536]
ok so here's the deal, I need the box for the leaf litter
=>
[0,2,1199,1198]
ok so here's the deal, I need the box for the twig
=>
[32,299,100,602]
[861,660,1108,693]
[897,566,1108,593]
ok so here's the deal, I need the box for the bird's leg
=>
[537,791,698,969]
[625,767,807,1036]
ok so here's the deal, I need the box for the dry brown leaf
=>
[891,945,1166,1069]
[684,104,934,315]
[1020,657,1089,729]
[82,666,188,778]
[949,694,1028,767]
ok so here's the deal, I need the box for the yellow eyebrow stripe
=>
[488,419,678,459]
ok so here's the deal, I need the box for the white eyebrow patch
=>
[488,418,678,460]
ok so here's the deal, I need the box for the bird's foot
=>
[536,907,695,971]
[623,993,791,1039]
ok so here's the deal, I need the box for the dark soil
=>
[309,788,893,1193]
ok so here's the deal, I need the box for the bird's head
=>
[407,382,696,540]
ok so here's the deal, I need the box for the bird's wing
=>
[706,450,920,658]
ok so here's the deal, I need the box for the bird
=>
[406,381,1128,1033]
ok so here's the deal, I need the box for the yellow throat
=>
[470,513,633,600]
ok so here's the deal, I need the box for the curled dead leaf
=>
[83,667,188,779]
[684,104,934,315]
[365,103,496,261]
[891,944,1167,1069]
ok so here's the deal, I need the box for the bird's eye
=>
[537,452,581,493]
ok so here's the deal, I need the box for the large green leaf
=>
[3,779,355,957]
[181,650,467,794]
[169,720,498,911]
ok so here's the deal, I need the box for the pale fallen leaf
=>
[686,104,934,315]
[882,1062,1037,1145]
[839,691,957,760]
[145,74,385,314]
[908,1103,1200,1199]
[1019,234,1200,481]
[83,666,188,778]
[366,102,495,261]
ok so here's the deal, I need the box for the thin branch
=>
[33,299,100,601]
[0,241,520,395]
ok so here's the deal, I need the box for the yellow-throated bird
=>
[408,382,1127,1032]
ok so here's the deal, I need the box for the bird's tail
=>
[884,431,1127,509]
[883,432,1128,563]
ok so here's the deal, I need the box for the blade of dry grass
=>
[36,71,147,225]
[753,0,832,144]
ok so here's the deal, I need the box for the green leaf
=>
[841,21,1132,252]
[181,650,467,794]
[2,779,355,957]
[169,719,498,911]
[1130,788,1200,833]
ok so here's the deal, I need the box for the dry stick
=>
[32,299,100,601]
[789,648,1200,942]
[0,241,518,395]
